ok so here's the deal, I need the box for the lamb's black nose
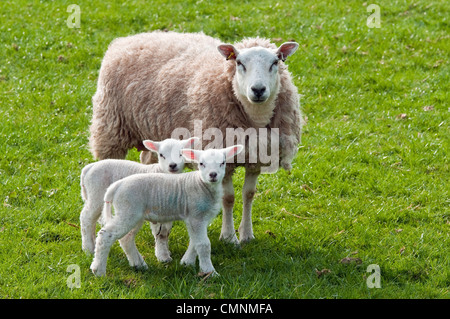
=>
[209,172,217,179]
[169,163,177,170]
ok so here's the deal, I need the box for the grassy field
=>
[0,0,448,299]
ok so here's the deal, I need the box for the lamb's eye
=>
[159,153,165,159]
[200,162,205,167]
[220,161,225,167]
[236,60,246,72]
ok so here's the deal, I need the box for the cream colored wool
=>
[89,31,302,244]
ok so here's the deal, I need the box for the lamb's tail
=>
[80,163,95,201]
[101,180,121,224]
[101,200,113,225]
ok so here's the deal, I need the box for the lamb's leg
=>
[90,211,144,276]
[219,174,239,245]
[140,150,174,262]
[238,168,260,243]
[119,219,147,269]
[150,222,173,263]
[180,240,197,267]
[183,219,217,276]
[80,201,102,254]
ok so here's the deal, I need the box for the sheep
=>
[80,137,198,261]
[90,145,243,277]
[89,31,303,245]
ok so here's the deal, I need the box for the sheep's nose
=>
[169,163,177,170]
[251,85,266,98]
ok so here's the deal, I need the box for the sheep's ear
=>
[143,140,160,153]
[182,137,200,149]
[181,149,201,162]
[217,44,239,60]
[223,145,244,160]
[276,42,299,62]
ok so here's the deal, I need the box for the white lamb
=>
[80,137,197,261]
[90,145,243,277]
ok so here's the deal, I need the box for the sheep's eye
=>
[200,162,205,167]
[159,153,165,159]
[236,60,246,72]
[270,60,278,71]
[220,161,225,167]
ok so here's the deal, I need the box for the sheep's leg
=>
[183,219,217,276]
[219,174,239,245]
[90,210,144,276]
[150,222,173,263]
[119,219,147,270]
[80,201,102,254]
[89,116,129,160]
[238,169,260,243]
[139,150,158,164]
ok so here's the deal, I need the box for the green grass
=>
[0,0,448,299]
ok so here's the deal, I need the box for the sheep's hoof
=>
[281,161,292,172]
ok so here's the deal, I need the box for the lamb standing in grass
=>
[89,31,303,245]
[80,137,197,260]
[90,145,243,277]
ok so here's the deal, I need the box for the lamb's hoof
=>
[82,241,95,255]
[132,261,148,270]
[180,258,196,268]
[198,271,219,279]
[82,247,95,255]
[158,256,173,263]
[90,264,106,277]
[156,253,173,263]
[239,234,255,244]
[219,233,240,246]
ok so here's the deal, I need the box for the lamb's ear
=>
[143,140,160,153]
[223,145,244,160]
[181,149,202,162]
[276,42,299,62]
[182,137,200,149]
[217,44,239,60]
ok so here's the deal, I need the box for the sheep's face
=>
[218,42,299,105]
[143,137,198,173]
[235,47,280,104]
[181,146,244,184]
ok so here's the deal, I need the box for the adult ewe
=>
[89,31,302,244]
